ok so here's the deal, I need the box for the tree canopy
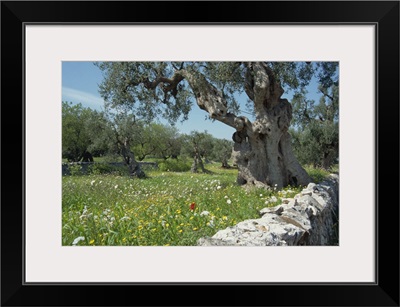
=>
[62,101,96,162]
[95,61,334,124]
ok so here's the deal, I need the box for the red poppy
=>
[189,202,196,211]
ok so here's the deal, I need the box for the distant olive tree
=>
[211,138,234,168]
[86,108,146,178]
[139,123,182,160]
[291,63,339,169]
[180,131,214,173]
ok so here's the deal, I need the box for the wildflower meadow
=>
[62,163,331,246]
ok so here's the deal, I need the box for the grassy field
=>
[62,162,333,246]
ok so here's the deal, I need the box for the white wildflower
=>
[114,185,118,189]
[200,210,210,217]
[80,206,89,219]
[224,195,228,199]
[216,186,222,190]
[226,199,232,205]
[90,180,95,186]
[72,236,85,246]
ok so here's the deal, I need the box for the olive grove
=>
[96,61,338,189]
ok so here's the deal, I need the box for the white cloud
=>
[62,87,104,110]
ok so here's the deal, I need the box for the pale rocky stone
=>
[197,174,339,246]
[300,190,313,196]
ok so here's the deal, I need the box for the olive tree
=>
[143,123,182,160]
[180,131,214,173]
[211,138,234,168]
[291,62,339,169]
[86,108,146,178]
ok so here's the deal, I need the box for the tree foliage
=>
[290,63,339,169]
[180,131,214,173]
[211,138,234,168]
[137,123,182,160]
[62,101,95,162]
[95,61,325,121]
[62,100,233,169]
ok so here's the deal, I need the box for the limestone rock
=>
[197,174,339,246]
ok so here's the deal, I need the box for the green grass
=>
[62,163,332,246]
[304,165,336,183]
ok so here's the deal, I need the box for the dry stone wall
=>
[197,174,339,246]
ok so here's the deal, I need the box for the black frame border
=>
[1,1,399,306]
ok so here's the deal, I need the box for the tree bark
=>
[81,151,94,162]
[221,158,230,169]
[181,63,312,189]
[191,152,208,173]
[190,155,198,173]
[121,139,145,178]
[322,151,333,170]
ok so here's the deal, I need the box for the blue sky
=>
[62,62,321,140]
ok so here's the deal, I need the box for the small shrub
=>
[329,164,339,174]
[69,164,83,176]
[89,163,112,175]
[158,159,191,172]
[89,163,128,176]
[305,166,331,183]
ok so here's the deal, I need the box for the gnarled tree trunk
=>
[221,158,230,169]
[180,63,311,189]
[191,152,208,173]
[121,139,145,178]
